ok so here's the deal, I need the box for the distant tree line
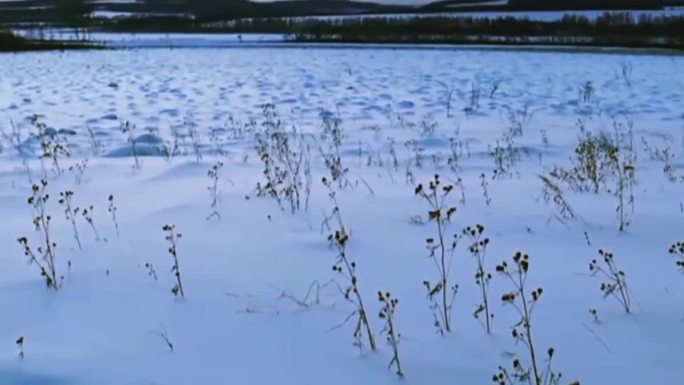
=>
[294,12,682,37]
[3,4,683,50]
[1,0,678,26]
[288,13,684,48]
[0,29,99,51]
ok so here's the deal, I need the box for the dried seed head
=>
[513,252,522,262]
[520,260,529,272]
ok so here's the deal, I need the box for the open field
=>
[0,46,683,385]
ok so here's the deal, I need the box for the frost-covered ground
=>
[0,46,683,385]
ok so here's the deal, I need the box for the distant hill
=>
[507,0,661,10]
[422,0,674,11]
[2,0,683,25]
[0,0,414,20]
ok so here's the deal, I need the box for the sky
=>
[3,0,450,4]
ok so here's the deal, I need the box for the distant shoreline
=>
[3,35,682,56]
[289,36,684,53]
[3,7,684,52]
[0,29,102,52]
[4,11,684,54]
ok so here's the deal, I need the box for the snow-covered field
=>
[437,7,684,20]
[280,7,684,22]
[12,29,288,47]
[0,46,683,385]
[89,10,194,19]
[84,6,684,22]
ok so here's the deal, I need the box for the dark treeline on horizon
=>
[2,0,684,50]
[1,0,683,24]
[291,12,684,48]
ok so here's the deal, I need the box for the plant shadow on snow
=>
[0,368,70,385]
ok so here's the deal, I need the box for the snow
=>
[12,30,288,47]
[89,10,195,19]
[286,8,684,22]
[0,45,683,385]
[85,33,287,47]
[445,0,508,8]
[439,8,684,20]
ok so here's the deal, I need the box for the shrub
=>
[18,179,60,289]
[494,252,579,385]
[415,174,459,334]
[322,191,376,352]
[465,224,493,334]
[31,116,69,176]
[550,120,636,231]
[254,104,311,214]
[589,249,632,313]
[108,194,120,236]
[550,131,617,194]
[58,190,82,250]
[81,205,101,242]
[668,241,684,270]
[320,112,350,189]
[207,161,223,220]
[16,337,24,360]
[120,121,140,169]
[163,224,185,298]
[378,291,403,377]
